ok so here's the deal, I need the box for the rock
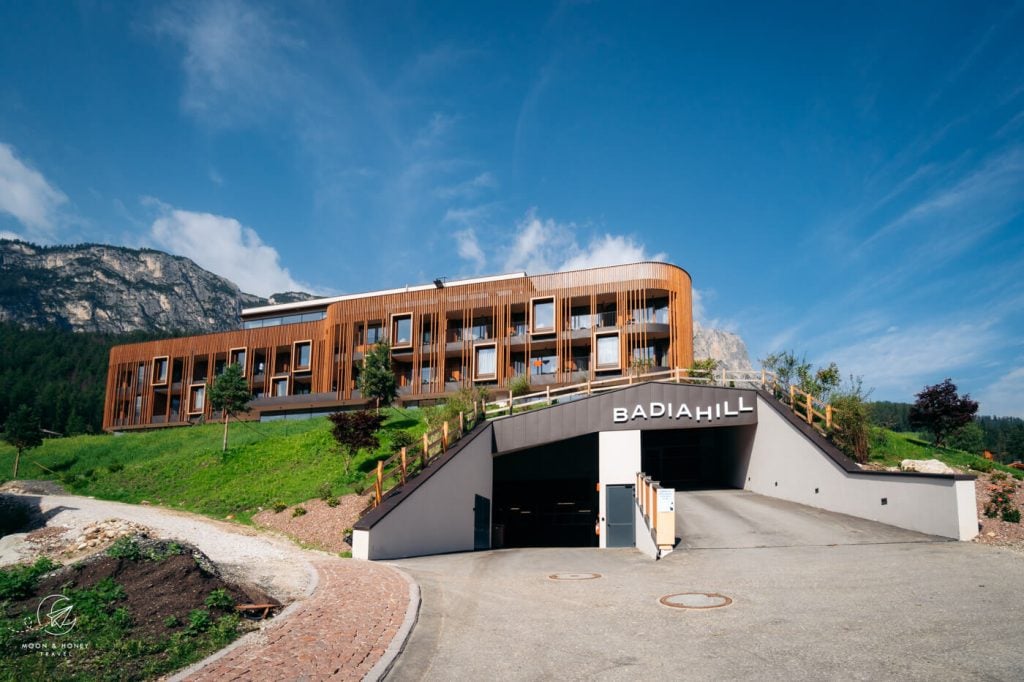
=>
[76,543,88,551]
[225,514,235,520]
[140,500,150,505]
[105,530,117,538]
[987,532,997,537]
[900,459,956,475]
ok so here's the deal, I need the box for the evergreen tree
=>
[3,405,43,478]
[328,410,385,475]
[358,341,398,412]
[208,363,251,453]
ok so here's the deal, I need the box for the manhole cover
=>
[659,592,733,609]
[548,572,602,581]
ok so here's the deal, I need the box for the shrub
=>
[186,609,212,634]
[326,496,339,507]
[1002,507,1021,524]
[107,536,143,561]
[292,506,307,518]
[205,588,235,610]
[391,430,415,450]
[0,557,59,600]
[970,458,994,473]
[272,501,287,513]
[984,479,1019,522]
[829,391,870,464]
[508,375,531,397]
[163,615,181,628]
[317,482,333,500]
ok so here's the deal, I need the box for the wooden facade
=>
[103,262,693,431]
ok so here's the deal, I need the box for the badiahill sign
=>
[612,396,754,424]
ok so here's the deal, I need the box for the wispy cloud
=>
[977,367,1024,418]
[146,198,319,297]
[453,228,485,271]
[435,172,497,200]
[0,142,68,241]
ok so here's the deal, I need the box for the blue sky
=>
[1,1,1022,416]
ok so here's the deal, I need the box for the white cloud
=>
[148,203,313,297]
[501,211,576,273]
[154,0,302,124]
[977,367,1024,418]
[824,320,997,399]
[0,142,67,239]
[435,171,497,199]
[559,234,667,271]
[454,228,485,272]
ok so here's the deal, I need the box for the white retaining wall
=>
[746,395,978,540]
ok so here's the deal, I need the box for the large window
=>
[632,298,669,324]
[272,377,289,397]
[229,348,247,375]
[152,356,169,385]
[293,341,312,370]
[392,314,413,347]
[366,323,384,344]
[530,352,557,376]
[570,306,591,330]
[531,298,555,333]
[468,317,492,341]
[475,345,497,380]
[188,384,206,414]
[243,310,326,329]
[595,332,620,370]
[421,364,433,385]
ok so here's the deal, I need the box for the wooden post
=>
[761,368,766,387]
[587,378,592,395]
[400,447,408,485]
[546,386,551,405]
[459,411,465,435]
[509,389,514,416]
[806,393,813,425]
[422,432,429,460]
[789,384,796,407]
[442,421,449,451]
[826,404,833,430]
[375,460,383,505]
[720,367,726,385]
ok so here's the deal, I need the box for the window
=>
[475,345,497,380]
[134,395,143,417]
[632,298,669,324]
[531,298,555,333]
[595,332,620,370]
[152,356,169,385]
[468,317,491,341]
[242,310,326,329]
[421,364,433,384]
[188,384,206,414]
[391,314,413,347]
[136,363,146,388]
[229,348,247,375]
[421,321,433,344]
[510,313,527,336]
[596,303,617,328]
[366,323,384,344]
[293,341,312,370]
[272,377,289,397]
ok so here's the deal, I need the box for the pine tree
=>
[3,405,43,478]
[208,363,251,453]
[358,341,398,413]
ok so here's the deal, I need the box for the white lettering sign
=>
[611,396,754,424]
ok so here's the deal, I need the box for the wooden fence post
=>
[826,405,833,430]
[422,432,429,461]
[442,421,449,451]
[400,447,407,485]
[459,411,465,435]
[806,393,813,425]
[375,460,383,506]
[720,367,727,385]
[546,385,552,405]
[789,384,796,408]
[761,368,766,387]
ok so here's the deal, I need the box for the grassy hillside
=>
[0,409,427,523]
[869,427,1022,478]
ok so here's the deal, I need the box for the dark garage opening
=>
[642,425,755,490]
[493,434,599,548]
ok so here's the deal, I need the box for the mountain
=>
[692,320,753,372]
[0,239,306,334]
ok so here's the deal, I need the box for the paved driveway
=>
[386,491,1024,680]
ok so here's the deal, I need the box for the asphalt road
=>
[386,490,1024,681]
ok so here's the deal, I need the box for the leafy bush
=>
[390,430,415,450]
[205,588,235,610]
[830,391,871,463]
[107,536,143,561]
[186,609,211,634]
[292,506,307,517]
[984,479,1019,523]
[272,501,287,513]
[326,495,339,507]
[1002,507,1021,523]
[163,615,181,628]
[970,458,995,473]
[317,482,333,500]
[0,556,59,599]
[508,375,531,397]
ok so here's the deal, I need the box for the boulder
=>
[900,458,956,475]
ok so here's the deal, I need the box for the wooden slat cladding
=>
[103,262,693,430]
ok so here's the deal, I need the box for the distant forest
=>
[870,400,1024,462]
[0,324,173,435]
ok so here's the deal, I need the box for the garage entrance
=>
[492,434,599,548]
[641,425,754,490]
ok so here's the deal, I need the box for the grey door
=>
[474,495,491,550]
[605,484,635,548]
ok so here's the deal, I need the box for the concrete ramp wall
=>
[352,423,494,560]
[747,394,978,541]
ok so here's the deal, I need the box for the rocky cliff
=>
[693,320,754,371]
[0,240,281,333]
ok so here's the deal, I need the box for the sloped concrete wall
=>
[747,395,977,540]
[353,424,494,560]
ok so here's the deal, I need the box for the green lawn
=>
[0,408,428,523]
[868,427,1022,478]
